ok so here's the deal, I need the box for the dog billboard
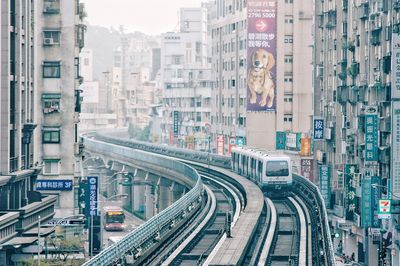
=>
[247,0,277,112]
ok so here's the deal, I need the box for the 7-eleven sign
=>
[378,199,391,219]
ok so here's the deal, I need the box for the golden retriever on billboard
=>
[247,48,275,108]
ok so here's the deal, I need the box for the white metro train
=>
[231,146,292,192]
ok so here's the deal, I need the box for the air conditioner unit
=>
[44,37,54,45]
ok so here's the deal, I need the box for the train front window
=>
[266,161,289,176]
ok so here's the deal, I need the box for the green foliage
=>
[128,123,150,141]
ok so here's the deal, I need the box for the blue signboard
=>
[361,177,372,228]
[86,176,99,217]
[173,111,179,137]
[371,176,381,228]
[365,106,378,162]
[276,131,286,150]
[313,117,324,140]
[236,137,245,146]
[36,180,73,191]
[319,165,331,209]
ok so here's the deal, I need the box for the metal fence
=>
[82,136,203,266]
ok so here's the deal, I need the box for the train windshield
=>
[266,161,289,176]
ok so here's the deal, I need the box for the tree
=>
[48,236,83,262]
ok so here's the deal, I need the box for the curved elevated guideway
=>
[84,129,334,266]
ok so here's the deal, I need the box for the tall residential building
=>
[0,1,56,263]
[314,0,399,264]
[209,0,247,154]
[34,0,85,216]
[161,8,212,151]
[209,0,313,155]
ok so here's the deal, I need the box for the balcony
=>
[12,195,57,233]
[0,212,19,244]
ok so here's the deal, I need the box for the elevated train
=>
[231,147,292,194]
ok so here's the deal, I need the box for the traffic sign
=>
[378,199,391,219]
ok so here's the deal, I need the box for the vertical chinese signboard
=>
[86,176,99,217]
[361,176,372,228]
[247,0,277,111]
[301,159,314,182]
[392,102,400,198]
[301,137,311,156]
[371,176,381,228]
[365,106,378,162]
[345,164,357,221]
[217,135,224,155]
[276,131,286,150]
[313,117,324,140]
[173,111,179,137]
[319,165,331,208]
[392,32,400,99]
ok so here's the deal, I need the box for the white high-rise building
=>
[160,8,212,151]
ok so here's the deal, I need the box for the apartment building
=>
[0,1,57,263]
[209,0,247,154]
[314,0,400,264]
[209,0,313,155]
[161,8,212,151]
[34,0,85,216]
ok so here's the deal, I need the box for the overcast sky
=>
[82,0,204,35]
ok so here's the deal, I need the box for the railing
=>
[82,136,203,266]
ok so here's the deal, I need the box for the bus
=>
[103,206,125,231]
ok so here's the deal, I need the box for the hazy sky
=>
[82,0,203,35]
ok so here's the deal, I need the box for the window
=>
[43,30,60,45]
[43,0,60,13]
[43,61,61,78]
[42,128,61,143]
[42,93,61,114]
[43,159,60,175]
[266,161,289,176]
[284,114,293,122]
[284,36,294,43]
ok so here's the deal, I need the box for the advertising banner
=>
[345,164,357,221]
[361,176,372,228]
[392,101,400,198]
[371,176,381,228]
[236,137,245,146]
[313,117,324,140]
[365,106,378,162]
[246,0,277,111]
[286,133,297,149]
[301,137,311,156]
[173,111,179,137]
[36,180,73,191]
[301,159,314,182]
[228,137,236,155]
[217,135,224,155]
[86,176,99,217]
[392,33,400,99]
[319,165,331,209]
[276,131,286,150]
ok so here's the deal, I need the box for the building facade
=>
[209,0,313,155]
[314,0,399,264]
[161,8,212,151]
[34,0,85,216]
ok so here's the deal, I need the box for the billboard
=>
[36,180,73,191]
[301,137,311,156]
[361,176,372,228]
[86,176,99,217]
[313,117,324,140]
[228,137,236,155]
[392,33,400,99]
[319,165,331,208]
[300,159,314,182]
[276,131,286,150]
[392,101,400,198]
[345,164,357,221]
[247,0,277,111]
[217,135,224,155]
[365,106,378,162]
[173,111,179,137]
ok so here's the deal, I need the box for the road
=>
[100,196,145,247]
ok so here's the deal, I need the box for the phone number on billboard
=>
[248,12,276,18]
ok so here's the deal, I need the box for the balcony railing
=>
[9,157,18,173]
